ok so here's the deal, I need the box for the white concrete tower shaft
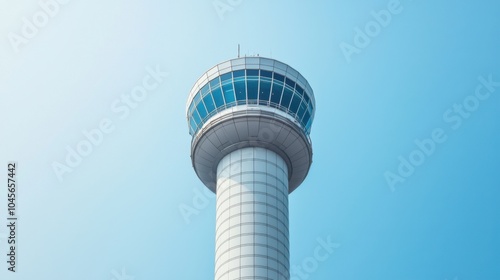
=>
[215,147,289,280]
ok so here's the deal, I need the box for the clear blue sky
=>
[0,1,499,279]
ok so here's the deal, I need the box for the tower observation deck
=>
[186,57,315,280]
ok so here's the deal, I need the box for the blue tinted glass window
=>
[221,72,232,83]
[222,83,235,104]
[270,82,283,105]
[196,102,207,119]
[209,77,220,89]
[233,70,245,78]
[234,79,246,102]
[259,79,271,104]
[212,88,224,107]
[194,91,201,105]
[201,84,210,96]
[192,109,201,125]
[246,69,259,76]
[247,78,258,101]
[190,118,197,134]
[307,102,313,114]
[296,85,304,96]
[302,110,311,128]
[273,73,284,82]
[297,101,307,120]
[281,87,293,108]
[304,94,310,105]
[261,70,273,78]
[289,94,301,114]
[285,77,295,88]
[203,94,215,114]
[188,101,195,115]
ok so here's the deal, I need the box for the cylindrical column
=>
[215,147,290,280]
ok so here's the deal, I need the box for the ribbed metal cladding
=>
[215,147,290,280]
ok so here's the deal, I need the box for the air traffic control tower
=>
[186,57,315,280]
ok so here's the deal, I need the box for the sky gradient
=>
[0,1,499,279]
